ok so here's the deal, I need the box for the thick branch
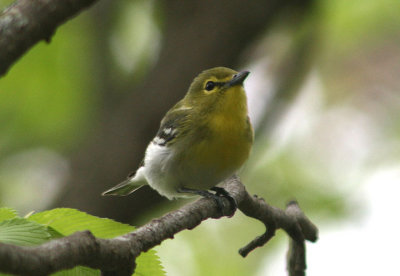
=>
[0,176,318,275]
[0,0,99,77]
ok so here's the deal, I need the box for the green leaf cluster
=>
[0,208,165,276]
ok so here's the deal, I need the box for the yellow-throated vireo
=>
[102,67,253,202]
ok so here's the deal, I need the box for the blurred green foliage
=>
[318,0,400,52]
[109,0,162,79]
[0,15,95,154]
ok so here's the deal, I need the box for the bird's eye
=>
[205,81,215,91]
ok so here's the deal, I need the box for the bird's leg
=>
[177,187,226,214]
[210,187,238,211]
[177,187,237,215]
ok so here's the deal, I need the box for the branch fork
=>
[0,175,318,275]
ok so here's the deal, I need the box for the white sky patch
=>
[243,59,276,129]
[258,165,400,276]
[269,70,323,152]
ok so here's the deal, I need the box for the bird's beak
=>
[226,71,250,87]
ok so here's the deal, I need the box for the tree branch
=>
[0,0,100,77]
[0,175,318,275]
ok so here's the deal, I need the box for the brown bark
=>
[0,176,318,276]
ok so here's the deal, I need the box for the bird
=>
[102,67,253,205]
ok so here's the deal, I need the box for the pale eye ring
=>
[205,81,215,91]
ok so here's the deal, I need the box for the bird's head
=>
[184,67,250,116]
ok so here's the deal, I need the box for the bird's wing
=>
[102,102,192,196]
[151,101,192,147]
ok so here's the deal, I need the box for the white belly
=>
[142,142,228,199]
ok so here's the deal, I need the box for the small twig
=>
[287,238,306,276]
[226,178,317,259]
[0,175,318,275]
[238,223,276,257]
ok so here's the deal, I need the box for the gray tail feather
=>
[102,179,145,196]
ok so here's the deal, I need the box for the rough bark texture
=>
[0,176,318,276]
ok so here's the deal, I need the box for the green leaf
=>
[29,208,135,238]
[135,250,165,276]
[29,208,165,276]
[52,266,100,276]
[0,218,51,246]
[50,252,167,276]
[47,225,65,239]
[0,207,18,222]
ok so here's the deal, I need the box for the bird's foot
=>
[210,187,237,212]
[177,187,236,216]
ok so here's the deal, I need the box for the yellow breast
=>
[191,86,253,175]
[203,121,251,172]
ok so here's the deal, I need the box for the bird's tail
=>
[102,178,145,196]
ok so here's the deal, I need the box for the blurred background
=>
[1,0,400,275]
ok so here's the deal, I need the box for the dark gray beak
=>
[226,71,250,87]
